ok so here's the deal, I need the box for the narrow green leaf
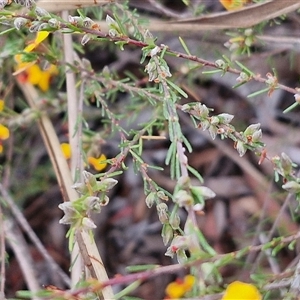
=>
[114,280,142,300]
[288,240,296,251]
[247,88,269,98]
[126,264,158,272]
[130,150,144,164]
[175,152,180,179]
[179,36,191,55]
[232,81,247,89]
[202,70,223,75]
[222,55,232,64]
[160,46,168,59]
[283,102,299,113]
[182,135,193,153]
[235,60,255,76]
[113,12,127,36]
[235,246,250,259]
[165,143,175,166]
[122,297,143,300]
[147,164,164,171]
[166,79,188,98]
[0,27,15,36]
[187,165,203,183]
[77,9,85,18]
[271,244,283,256]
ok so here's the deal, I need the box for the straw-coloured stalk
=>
[17,82,114,299]
[37,0,115,12]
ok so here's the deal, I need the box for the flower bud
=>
[193,203,204,211]
[0,0,9,9]
[72,182,88,195]
[191,186,216,201]
[84,196,101,212]
[210,116,219,125]
[14,17,28,30]
[35,6,50,18]
[150,46,161,57]
[99,194,109,206]
[29,21,42,32]
[15,0,35,9]
[156,203,169,224]
[281,152,293,176]
[236,140,247,157]
[157,190,168,201]
[48,18,60,28]
[38,23,50,31]
[82,217,96,229]
[181,104,191,112]
[174,190,193,208]
[145,192,156,208]
[177,176,191,190]
[282,181,300,194]
[83,171,97,188]
[162,223,173,245]
[165,235,189,258]
[200,120,210,130]
[244,123,261,136]
[81,34,91,46]
[176,249,188,264]
[208,125,217,140]
[68,15,82,26]
[215,59,226,69]
[169,211,180,230]
[217,113,234,124]
[99,178,118,190]
[83,17,94,28]
[252,129,262,143]
[236,72,249,83]
[106,15,117,26]
[58,202,77,225]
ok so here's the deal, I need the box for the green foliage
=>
[1,0,300,299]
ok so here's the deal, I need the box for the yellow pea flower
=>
[182,275,196,290]
[60,143,72,160]
[219,0,248,10]
[222,281,262,300]
[0,124,9,154]
[15,31,50,71]
[88,154,107,171]
[165,281,186,299]
[14,31,58,92]
[165,275,196,299]
[0,124,9,140]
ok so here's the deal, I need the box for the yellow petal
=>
[222,281,262,300]
[24,31,50,53]
[47,64,59,75]
[219,0,247,10]
[165,281,186,299]
[60,143,72,160]
[24,43,37,53]
[0,100,4,112]
[0,144,3,153]
[14,58,37,75]
[38,71,51,92]
[35,31,50,44]
[27,64,43,85]
[183,275,195,290]
[0,124,9,140]
[88,154,107,171]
